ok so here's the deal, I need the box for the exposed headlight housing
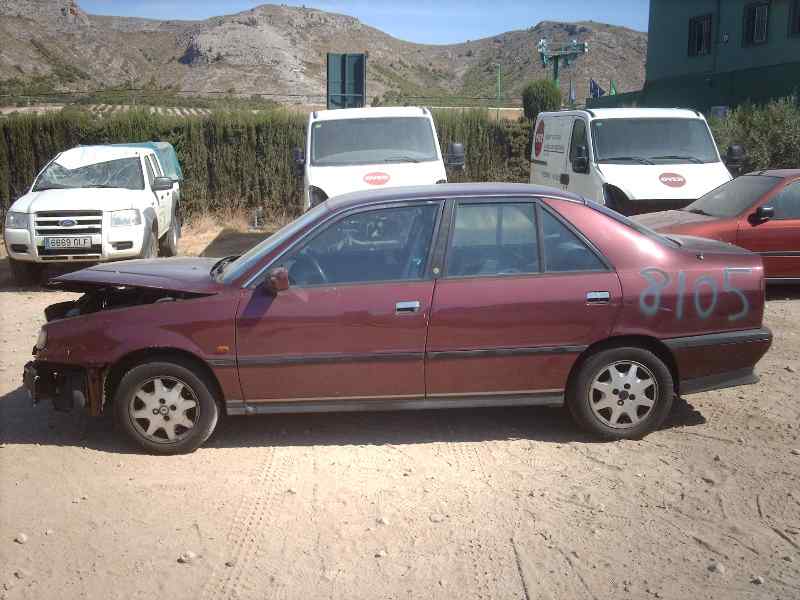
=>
[5,211,29,229]
[36,327,47,351]
[110,209,142,227]
[308,186,328,209]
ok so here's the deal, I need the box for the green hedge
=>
[0,108,532,225]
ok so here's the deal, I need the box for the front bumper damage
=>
[23,361,105,415]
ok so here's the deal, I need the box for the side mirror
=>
[152,176,173,192]
[725,144,747,175]
[753,205,775,223]
[263,266,290,295]
[445,142,465,170]
[292,147,305,177]
[572,145,589,174]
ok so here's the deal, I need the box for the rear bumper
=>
[664,327,773,395]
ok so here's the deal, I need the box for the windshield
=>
[220,203,329,284]
[684,175,781,218]
[33,157,144,191]
[591,118,719,164]
[311,117,438,166]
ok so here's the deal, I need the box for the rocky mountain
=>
[0,0,646,105]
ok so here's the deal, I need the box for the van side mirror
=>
[753,205,774,223]
[152,176,173,192]
[725,144,747,176]
[292,147,305,176]
[572,145,589,174]
[263,266,290,295]
[445,143,465,170]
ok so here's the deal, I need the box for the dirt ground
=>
[1,226,799,600]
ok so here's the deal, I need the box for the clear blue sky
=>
[81,1,650,44]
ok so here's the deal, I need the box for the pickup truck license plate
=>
[44,237,92,250]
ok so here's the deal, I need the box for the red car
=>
[24,183,772,454]
[635,170,800,283]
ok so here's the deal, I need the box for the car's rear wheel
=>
[567,346,674,440]
[114,359,219,454]
[8,257,43,286]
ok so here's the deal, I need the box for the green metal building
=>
[590,0,800,111]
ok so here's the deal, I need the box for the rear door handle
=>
[586,291,611,304]
[395,301,421,314]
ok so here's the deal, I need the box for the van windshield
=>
[683,175,781,218]
[591,118,719,165]
[311,117,438,166]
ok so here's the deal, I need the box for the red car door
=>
[737,180,800,280]
[236,202,441,406]
[425,199,622,402]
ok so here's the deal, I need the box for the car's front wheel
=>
[114,359,219,454]
[567,346,674,440]
[159,212,179,257]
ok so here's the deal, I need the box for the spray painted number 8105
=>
[639,267,752,321]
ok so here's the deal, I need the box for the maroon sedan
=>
[635,170,800,282]
[24,183,772,454]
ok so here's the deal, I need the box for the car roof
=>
[311,106,430,121]
[540,108,703,120]
[326,182,585,212]
[744,169,800,179]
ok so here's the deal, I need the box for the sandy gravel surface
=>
[1,241,799,599]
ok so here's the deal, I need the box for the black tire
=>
[8,257,43,286]
[566,346,674,440]
[140,227,158,259]
[114,359,219,454]
[158,212,179,257]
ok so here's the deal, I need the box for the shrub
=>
[521,80,561,121]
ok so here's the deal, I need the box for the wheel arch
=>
[568,335,680,393]
[104,347,224,412]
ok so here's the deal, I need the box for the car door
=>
[142,155,162,233]
[146,154,170,230]
[425,198,622,402]
[236,201,442,405]
[737,180,800,280]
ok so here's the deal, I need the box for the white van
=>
[529,108,734,215]
[293,106,464,210]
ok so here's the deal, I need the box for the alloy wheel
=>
[588,360,658,429]
[129,377,199,443]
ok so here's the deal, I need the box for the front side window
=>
[743,2,770,46]
[541,210,605,273]
[144,157,156,188]
[279,204,439,286]
[569,119,588,167]
[770,182,800,220]
[688,14,713,56]
[311,117,438,166]
[33,157,144,191]
[447,203,539,277]
[591,119,719,165]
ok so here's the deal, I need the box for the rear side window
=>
[447,203,539,277]
[771,182,800,220]
[541,209,605,273]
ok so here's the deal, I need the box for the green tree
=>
[521,79,562,121]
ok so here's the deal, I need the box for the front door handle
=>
[586,291,611,304]
[395,301,421,314]
[560,173,570,186]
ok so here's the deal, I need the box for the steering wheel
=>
[290,254,328,285]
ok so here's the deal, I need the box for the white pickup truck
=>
[292,106,465,210]
[3,142,183,284]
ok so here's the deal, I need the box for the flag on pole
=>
[610,80,618,96]
[569,78,576,105]
[589,79,606,99]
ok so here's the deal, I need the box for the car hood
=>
[49,257,224,294]
[597,162,731,200]
[308,160,447,199]
[633,209,718,230]
[10,188,146,214]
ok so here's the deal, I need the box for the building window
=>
[688,15,713,56]
[743,2,770,45]
[791,0,800,35]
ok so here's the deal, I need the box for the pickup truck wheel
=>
[567,347,674,440]
[159,214,179,257]
[8,257,43,286]
[141,228,158,259]
[115,360,219,454]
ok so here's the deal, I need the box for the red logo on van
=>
[659,173,686,188]
[364,172,391,186]
[534,121,545,157]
